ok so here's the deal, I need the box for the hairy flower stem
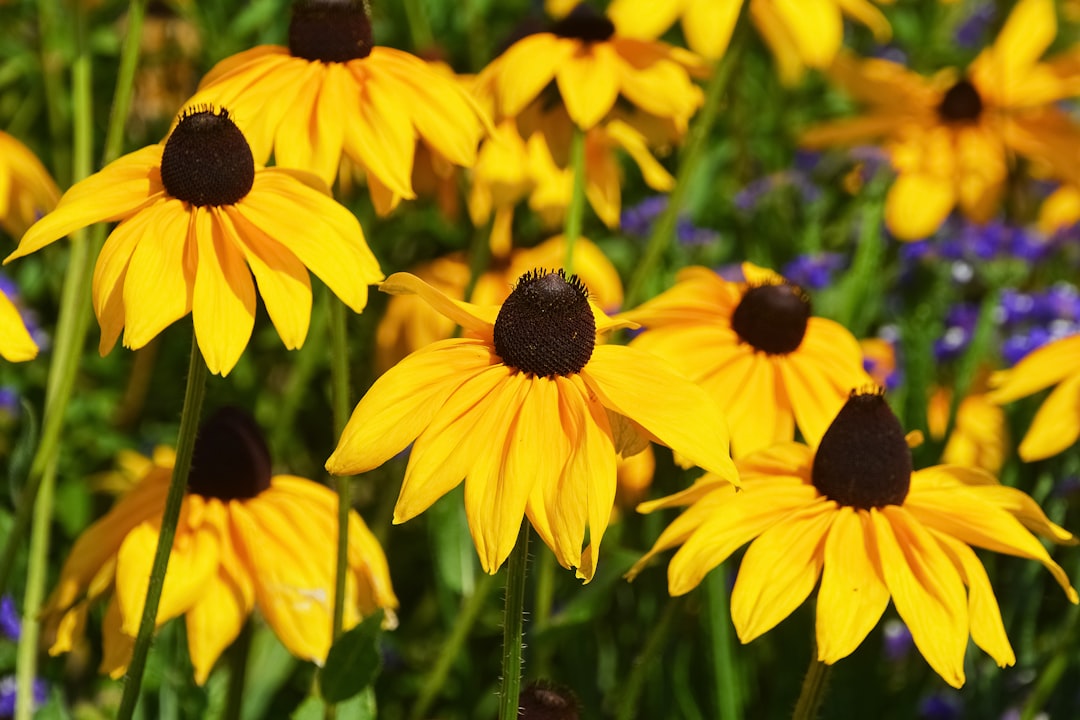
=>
[705,568,743,720]
[625,37,742,307]
[563,127,587,274]
[791,646,832,720]
[116,338,208,720]
[498,523,531,720]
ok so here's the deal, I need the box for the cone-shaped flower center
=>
[493,269,596,378]
[519,681,580,720]
[811,390,911,509]
[188,407,272,500]
[289,0,373,62]
[937,79,983,123]
[160,107,255,207]
[551,4,615,43]
[731,282,810,355]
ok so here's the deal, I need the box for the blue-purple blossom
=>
[0,389,17,417]
[883,618,913,662]
[782,253,846,290]
[919,691,963,720]
[733,170,821,213]
[620,195,720,246]
[0,675,48,716]
[0,596,19,640]
[955,3,995,48]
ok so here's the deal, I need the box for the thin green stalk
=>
[704,568,742,720]
[401,0,434,52]
[791,648,832,720]
[36,0,71,184]
[624,41,741,307]
[223,620,253,720]
[411,572,498,720]
[613,597,683,720]
[498,523,531,720]
[563,127,587,274]
[116,339,209,720]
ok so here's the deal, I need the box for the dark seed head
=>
[811,389,912,509]
[188,407,272,501]
[731,281,811,355]
[518,680,580,720]
[550,3,615,43]
[493,269,596,378]
[160,107,254,207]
[289,0,373,63]
[937,79,983,123]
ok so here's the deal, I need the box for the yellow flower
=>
[0,130,60,239]
[474,4,706,133]
[623,263,872,457]
[375,234,623,373]
[4,107,382,376]
[0,285,37,362]
[607,0,890,81]
[43,408,397,686]
[802,0,1080,240]
[928,386,1008,474]
[184,0,486,215]
[1038,184,1080,235]
[630,389,1077,688]
[328,269,739,581]
[989,334,1080,461]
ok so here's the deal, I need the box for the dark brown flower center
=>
[519,680,580,720]
[188,407,272,500]
[160,107,255,207]
[811,390,911,509]
[493,269,596,378]
[731,282,810,355]
[289,0,373,63]
[550,4,615,43]
[937,79,983,123]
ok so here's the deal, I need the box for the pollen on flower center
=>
[937,79,984,123]
[160,107,255,207]
[731,282,810,355]
[188,407,272,500]
[289,0,373,63]
[811,389,912,509]
[550,4,615,43]
[493,269,596,378]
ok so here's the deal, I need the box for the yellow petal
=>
[731,503,835,643]
[100,597,135,679]
[768,0,844,69]
[605,120,675,193]
[523,377,578,568]
[1018,372,1080,461]
[574,377,618,582]
[750,0,806,85]
[683,0,742,60]
[185,568,250,685]
[92,203,159,354]
[379,271,498,333]
[0,291,37,362]
[884,172,956,241]
[583,344,740,484]
[191,208,256,376]
[971,0,1056,108]
[613,40,703,133]
[834,0,892,43]
[274,61,345,187]
[327,338,497,475]
[344,62,418,200]
[815,508,890,663]
[988,335,1080,402]
[494,35,573,118]
[607,0,683,41]
[558,43,621,129]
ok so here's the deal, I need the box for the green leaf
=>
[292,688,377,720]
[319,611,384,704]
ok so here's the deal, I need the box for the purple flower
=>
[0,389,17,418]
[621,195,719,246]
[782,253,846,290]
[955,3,995,48]
[0,675,48,716]
[883,619,913,662]
[0,596,19,640]
[920,692,963,720]
[733,170,820,213]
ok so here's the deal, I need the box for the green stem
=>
[116,338,209,720]
[624,43,741,307]
[791,648,832,720]
[497,523,531,720]
[411,572,498,720]
[704,568,742,720]
[223,620,253,720]
[613,597,683,720]
[563,127,587,274]
[36,0,71,184]
[401,0,434,53]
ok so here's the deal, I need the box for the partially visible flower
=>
[43,408,397,685]
[619,195,720,246]
[519,680,580,720]
[0,595,20,640]
[374,235,623,372]
[733,169,822,213]
[5,107,383,376]
[954,3,994,49]
[989,334,1080,460]
[934,303,979,362]
[861,336,901,390]
[608,0,891,83]
[630,389,1078,688]
[328,269,739,581]
[782,252,846,291]
[1039,184,1080,235]
[184,0,486,214]
[0,130,60,239]
[928,387,1008,474]
[882,618,913,662]
[623,263,872,456]
[920,692,964,720]
[0,676,48,716]
[0,273,37,362]
[803,0,1080,240]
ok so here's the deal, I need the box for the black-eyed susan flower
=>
[0,130,60,239]
[474,4,706,133]
[43,408,397,686]
[375,234,623,373]
[803,0,1080,240]
[607,0,890,81]
[184,0,486,214]
[630,389,1078,688]
[928,386,1008,474]
[623,264,872,457]
[989,334,1080,461]
[4,106,382,376]
[328,269,739,581]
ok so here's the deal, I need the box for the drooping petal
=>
[99,597,134,679]
[274,61,346,186]
[0,292,36,362]
[522,377,578,568]
[682,0,742,60]
[884,172,956,240]
[378,271,498,333]
[573,376,618,582]
[607,0,683,42]
[1018,372,1080,461]
[766,0,844,70]
[91,202,161,353]
[558,43,621,129]
[185,563,252,685]
[344,61,418,200]
[492,34,573,118]
[815,508,890,663]
[988,335,1080,402]
[626,483,736,580]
